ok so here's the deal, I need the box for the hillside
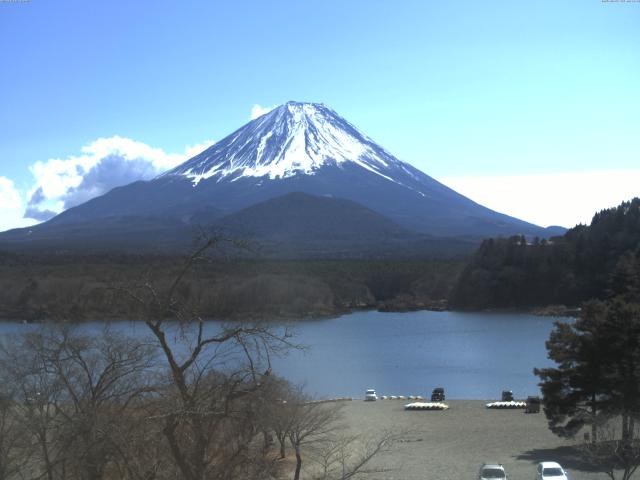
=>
[450,198,640,310]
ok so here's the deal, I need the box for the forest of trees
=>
[4,198,640,319]
[450,198,640,310]
[0,254,463,322]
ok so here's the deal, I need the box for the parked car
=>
[526,396,541,413]
[364,389,377,401]
[478,463,507,479]
[431,387,445,402]
[501,390,514,401]
[535,461,568,479]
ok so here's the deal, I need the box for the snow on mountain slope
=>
[163,101,420,188]
[5,100,554,243]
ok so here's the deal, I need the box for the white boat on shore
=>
[485,401,526,409]
[404,402,449,411]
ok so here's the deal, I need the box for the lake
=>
[270,310,564,400]
[0,310,566,400]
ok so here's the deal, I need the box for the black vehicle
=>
[431,387,445,402]
[525,396,541,413]
[501,390,514,402]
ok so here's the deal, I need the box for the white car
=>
[479,463,507,479]
[535,462,568,480]
[364,389,377,401]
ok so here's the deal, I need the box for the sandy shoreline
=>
[336,400,604,480]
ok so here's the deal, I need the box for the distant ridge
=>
[217,192,411,240]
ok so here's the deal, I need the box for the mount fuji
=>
[0,102,559,255]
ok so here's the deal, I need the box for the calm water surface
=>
[0,310,566,400]
[271,310,564,400]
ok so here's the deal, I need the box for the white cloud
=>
[0,177,37,232]
[23,136,215,223]
[80,136,188,171]
[439,169,640,229]
[0,177,21,210]
[184,139,215,159]
[250,104,276,120]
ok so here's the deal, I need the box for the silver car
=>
[535,462,568,480]
[479,463,507,480]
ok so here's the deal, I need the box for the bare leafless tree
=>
[258,375,295,459]
[118,236,296,480]
[278,388,400,480]
[285,393,344,480]
[581,414,640,480]
[1,336,66,480]
[0,326,158,480]
[0,387,31,480]
[309,430,399,480]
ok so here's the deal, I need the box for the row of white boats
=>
[365,389,536,411]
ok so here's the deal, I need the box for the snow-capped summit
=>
[164,101,418,188]
[6,101,556,249]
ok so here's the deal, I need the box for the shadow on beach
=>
[516,445,601,474]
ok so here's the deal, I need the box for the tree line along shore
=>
[1,199,639,322]
[0,255,462,321]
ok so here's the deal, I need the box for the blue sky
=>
[0,0,639,230]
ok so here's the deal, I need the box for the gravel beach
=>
[337,400,605,480]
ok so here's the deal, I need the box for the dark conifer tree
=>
[535,299,640,444]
